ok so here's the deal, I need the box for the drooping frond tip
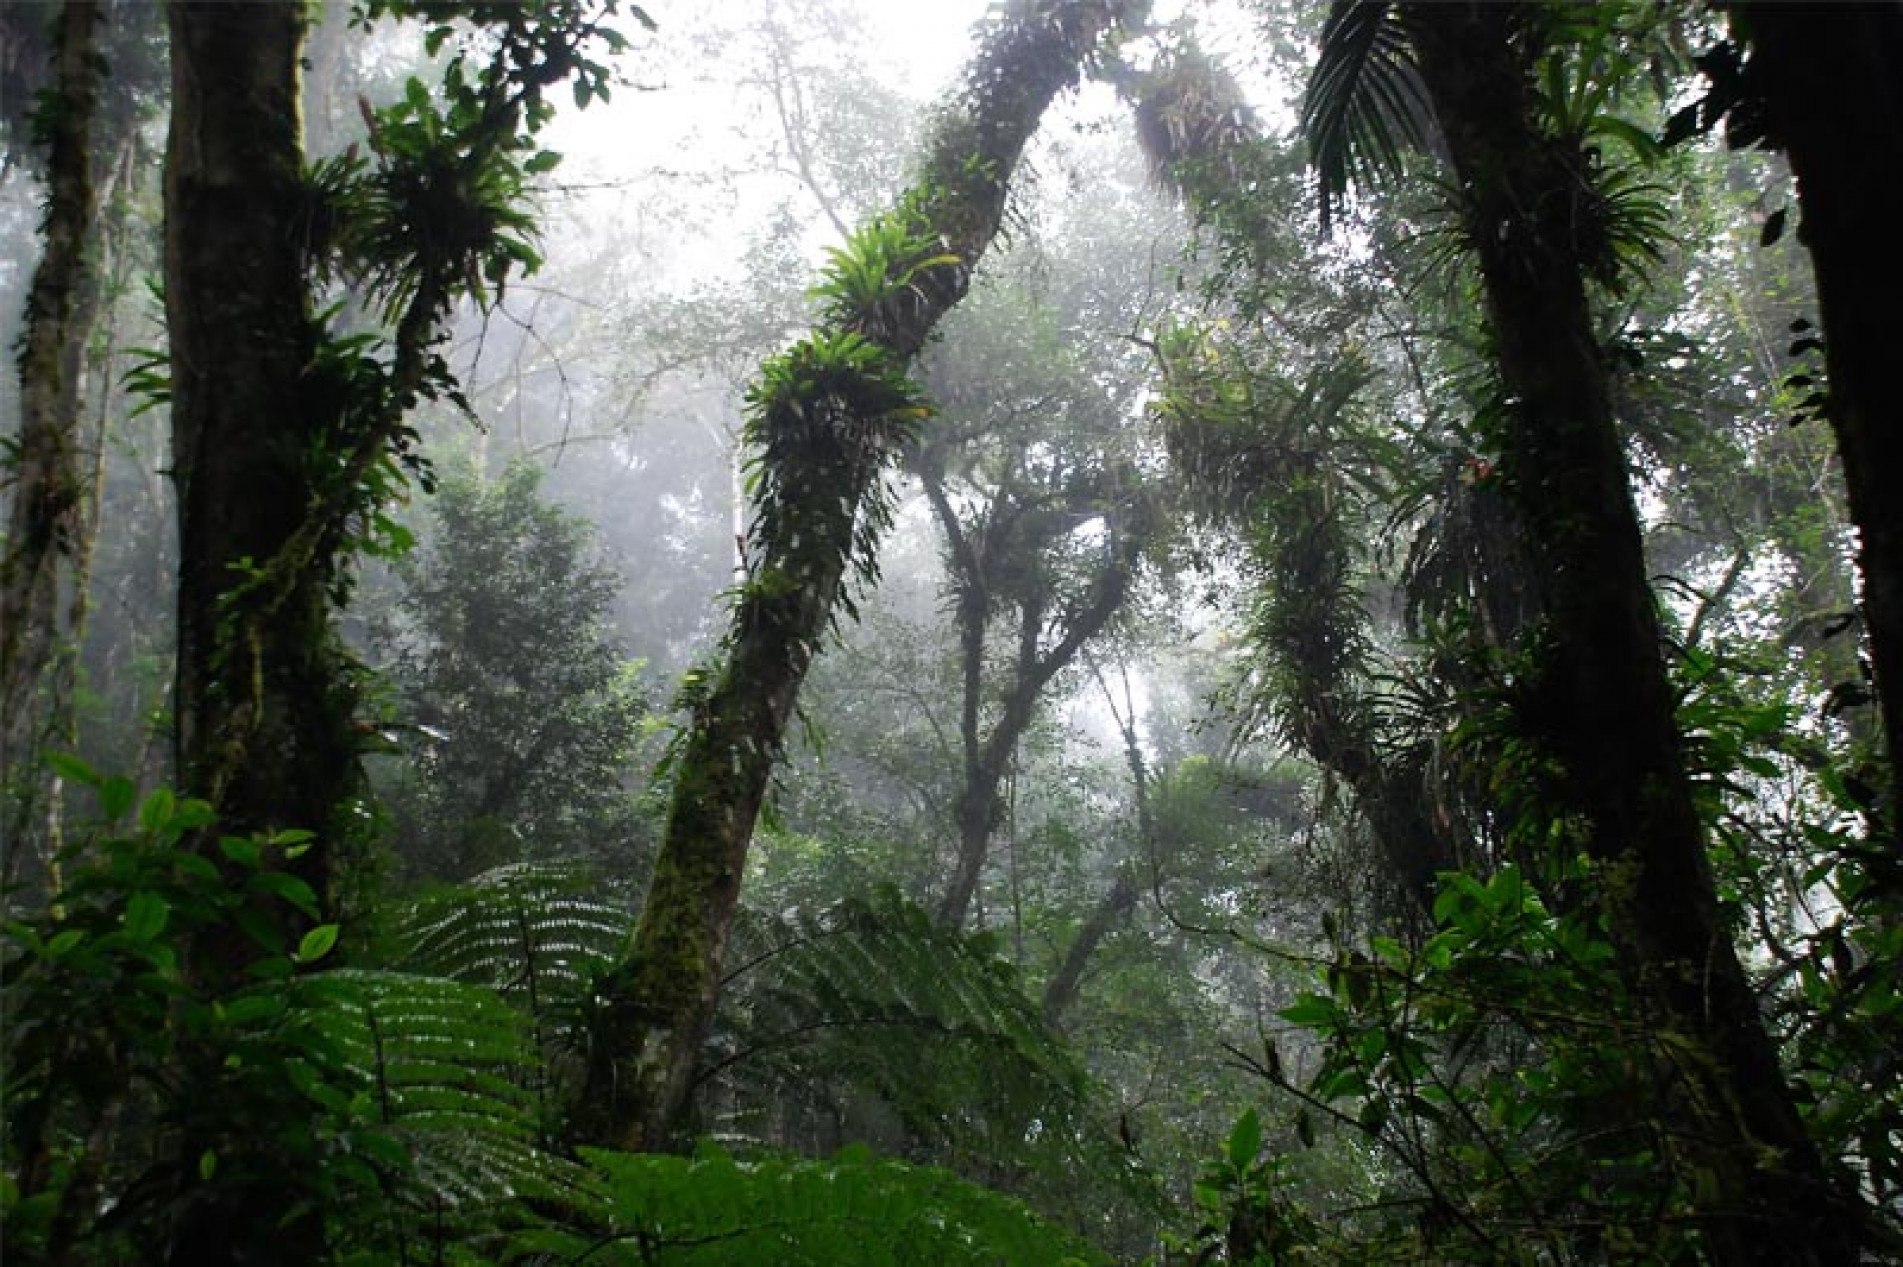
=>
[1301,0,1431,231]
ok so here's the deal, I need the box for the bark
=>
[2,0,105,885]
[581,0,1133,1152]
[1042,866,1137,1028]
[164,0,358,909]
[1746,4,1903,838]
[1405,5,1860,1260]
[162,6,335,1263]
[1043,681,1147,1027]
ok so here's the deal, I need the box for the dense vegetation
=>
[4,1,1901,1262]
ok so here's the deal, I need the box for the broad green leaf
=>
[1226,1108,1263,1170]
[100,776,137,822]
[220,836,263,867]
[296,924,340,964]
[123,892,170,942]
[43,751,99,787]
[138,787,177,835]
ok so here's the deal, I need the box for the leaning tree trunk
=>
[1745,3,1903,833]
[165,2,357,909]
[581,0,1134,1152]
[1043,686,1148,1028]
[1405,5,1859,1261]
[2,0,105,886]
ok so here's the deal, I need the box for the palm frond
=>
[1301,0,1431,230]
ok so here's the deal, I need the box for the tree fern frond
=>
[1302,0,1431,230]
[290,968,599,1257]
[400,862,633,994]
[521,1144,1109,1266]
[702,886,1132,1212]
[717,888,1080,1097]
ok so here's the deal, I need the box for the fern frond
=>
[290,968,599,1256]
[716,888,1081,1105]
[1302,0,1431,230]
[519,1144,1109,1265]
[400,862,632,995]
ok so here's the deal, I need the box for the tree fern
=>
[290,968,598,1260]
[513,1143,1107,1266]
[710,888,1083,1130]
[702,887,1153,1242]
[398,862,633,1102]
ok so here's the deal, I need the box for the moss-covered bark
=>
[2,0,106,884]
[1406,5,1861,1259]
[581,0,1135,1151]
[165,2,358,906]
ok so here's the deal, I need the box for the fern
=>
[700,888,1155,1243]
[289,968,597,1259]
[399,862,631,1073]
[711,888,1083,1126]
[513,1143,1107,1266]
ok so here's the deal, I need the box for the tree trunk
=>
[1043,866,1138,1029]
[1045,664,1149,1027]
[928,467,1148,930]
[1746,3,1903,834]
[581,0,1133,1152]
[2,0,105,886]
[1405,5,1860,1260]
[165,1,357,905]
[162,8,336,1263]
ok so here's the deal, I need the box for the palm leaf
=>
[1301,0,1431,229]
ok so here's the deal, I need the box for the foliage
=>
[376,461,653,881]
[5,780,1102,1264]
[389,858,1142,1236]
[397,860,631,1126]
[1178,1109,1331,1265]
[1303,0,1674,288]
[1301,0,1428,230]
[740,212,945,629]
[522,1142,1106,1265]
[250,0,645,621]
[713,887,1089,1145]
[0,765,583,1264]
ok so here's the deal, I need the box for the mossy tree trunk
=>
[1405,5,1859,1260]
[1746,4,1903,831]
[165,3,357,909]
[581,0,1133,1152]
[162,8,338,1257]
[2,0,106,885]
